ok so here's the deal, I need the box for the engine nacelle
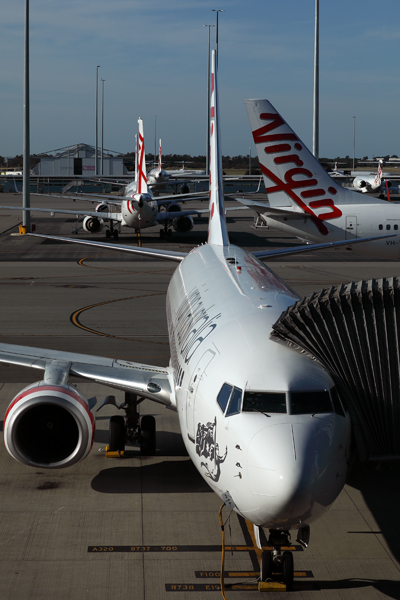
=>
[168,203,182,213]
[4,382,95,469]
[83,215,104,233]
[180,183,190,194]
[173,215,194,233]
[95,202,109,213]
[354,178,366,189]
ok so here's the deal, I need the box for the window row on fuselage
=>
[216,383,346,417]
[378,224,399,231]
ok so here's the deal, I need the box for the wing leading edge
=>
[0,343,174,407]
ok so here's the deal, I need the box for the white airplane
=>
[1,120,210,240]
[352,160,385,194]
[146,140,206,195]
[0,51,391,589]
[240,99,400,259]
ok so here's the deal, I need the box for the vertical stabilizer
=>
[208,50,229,247]
[137,118,148,194]
[245,99,358,225]
[134,134,138,182]
[374,161,383,187]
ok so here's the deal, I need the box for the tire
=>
[109,415,125,451]
[159,229,165,238]
[113,230,119,240]
[260,550,273,581]
[167,229,172,238]
[282,551,294,591]
[105,230,111,239]
[140,415,156,455]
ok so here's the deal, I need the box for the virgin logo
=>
[253,112,342,235]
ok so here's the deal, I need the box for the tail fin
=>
[134,134,138,182]
[374,160,383,186]
[245,99,357,220]
[208,50,229,247]
[137,118,148,195]
[158,139,162,172]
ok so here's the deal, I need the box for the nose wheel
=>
[259,530,294,591]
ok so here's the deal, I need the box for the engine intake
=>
[4,382,95,469]
[83,215,104,233]
[173,215,194,233]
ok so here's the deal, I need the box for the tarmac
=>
[0,192,400,599]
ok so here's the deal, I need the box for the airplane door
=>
[345,216,358,239]
[186,350,216,443]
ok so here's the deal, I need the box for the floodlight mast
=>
[23,0,31,232]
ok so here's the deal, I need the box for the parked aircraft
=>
[0,52,391,589]
[147,140,173,191]
[1,120,210,239]
[352,160,388,195]
[240,99,400,259]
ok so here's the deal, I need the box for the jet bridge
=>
[271,278,400,461]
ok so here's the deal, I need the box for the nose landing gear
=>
[260,530,294,591]
[98,392,156,456]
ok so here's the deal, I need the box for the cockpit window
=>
[290,390,332,415]
[217,383,232,413]
[226,387,242,416]
[242,391,287,413]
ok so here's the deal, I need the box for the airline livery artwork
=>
[196,417,227,482]
[252,112,343,234]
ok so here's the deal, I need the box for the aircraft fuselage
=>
[166,243,351,530]
[260,201,400,259]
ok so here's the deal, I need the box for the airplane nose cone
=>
[246,418,339,528]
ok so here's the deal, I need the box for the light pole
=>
[95,65,100,175]
[204,24,214,173]
[23,0,30,232]
[353,116,356,171]
[101,78,105,176]
[212,9,224,69]
[313,0,319,158]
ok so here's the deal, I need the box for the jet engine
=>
[83,215,104,233]
[3,381,95,469]
[173,215,194,233]
[95,202,109,213]
[167,203,182,213]
[353,179,366,189]
[180,183,190,194]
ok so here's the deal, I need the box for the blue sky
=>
[2,0,400,160]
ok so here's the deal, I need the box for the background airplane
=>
[238,99,400,259]
[0,51,392,590]
[352,160,389,196]
[2,119,211,240]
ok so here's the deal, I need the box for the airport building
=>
[32,143,134,177]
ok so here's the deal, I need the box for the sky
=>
[2,0,400,160]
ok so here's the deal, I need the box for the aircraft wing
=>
[252,234,396,260]
[0,343,173,407]
[0,205,122,221]
[32,192,123,206]
[28,233,188,262]
[155,205,248,223]
[32,190,209,205]
[234,197,312,220]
